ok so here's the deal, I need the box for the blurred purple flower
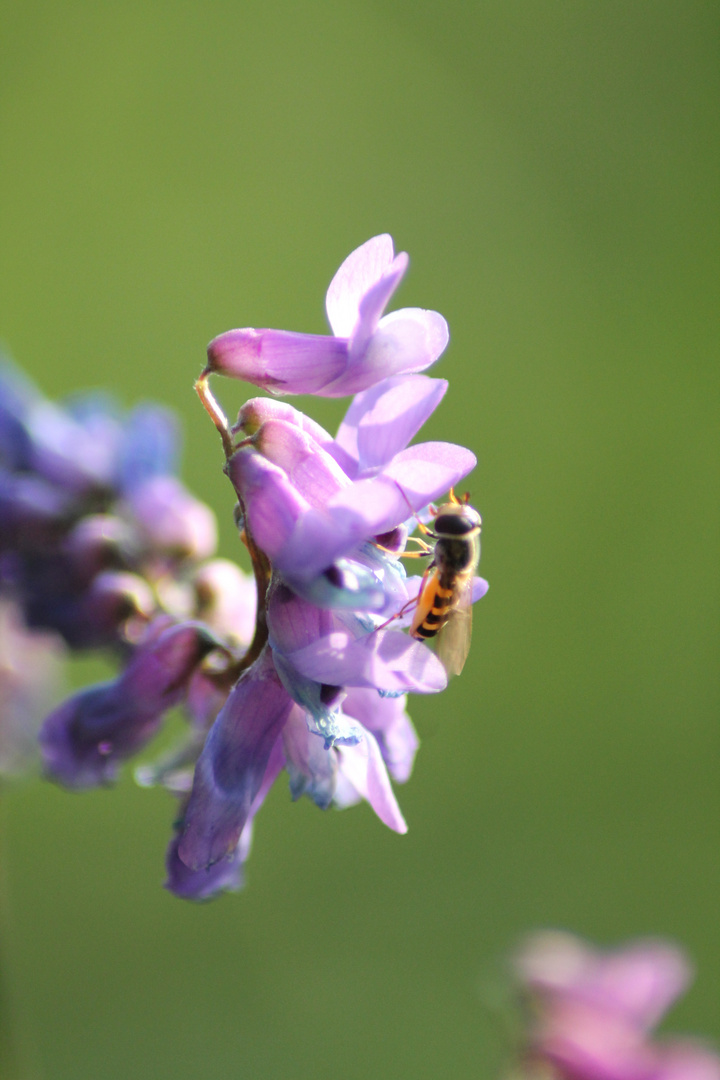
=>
[513,931,720,1080]
[0,357,223,650]
[40,618,222,788]
[206,235,449,397]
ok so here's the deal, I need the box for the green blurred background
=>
[1,1,717,1077]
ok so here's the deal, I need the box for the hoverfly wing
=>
[436,575,474,677]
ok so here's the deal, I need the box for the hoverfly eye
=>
[435,513,474,536]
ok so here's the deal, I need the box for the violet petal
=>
[253,420,350,507]
[283,562,387,612]
[226,447,309,561]
[233,398,334,451]
[166,737,284,900]
[325,234,397,337]
[287,626,447,694]
[349,252,409,357]
[206,328,348,395]
[277,442,476,580]
[177,648,294,870]
[165,832,245,901]
[336,728,407,833]
[342,688,419,783]
[282,705,337,808]
[41,620,216,787]
[322,308,447,398]
[653,1045,720,1080]
[128,476,217,561]
[334,375,448,476]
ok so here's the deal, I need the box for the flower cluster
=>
[2,235,486,900]
[511,931,720,1080]
[0,356,255,791]
[170,234,486,898]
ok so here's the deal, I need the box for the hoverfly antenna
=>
[393,480,434,539]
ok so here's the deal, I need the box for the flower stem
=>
[194,374,234,460]
[194,373,271,673]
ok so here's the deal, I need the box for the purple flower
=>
[172,637,416,894]
[172,577,434,890]
[513,932,720,1080]
[124,475,217,561]
[0,357,228,656]
[6,225,485,902]
[229,378,476,601]
[206,235,449,397]
[162,262,486,897]
[40,618,221,788]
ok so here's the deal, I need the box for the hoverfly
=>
[380,489,482,676]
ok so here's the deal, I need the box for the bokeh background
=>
[0,2,717,1077]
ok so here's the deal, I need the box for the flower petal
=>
[128,476,217,561]
[253,420,350,507]
[349,252,409,356]
[266,579,342,652]
[322,308,448,396]
[282,705,337,808]
[278,442,476,580]
[166,736,284,900]
[117,404,179,493]
[283,562,387,612]
[206,328,348,395]
[192,558,257,648]
[165,832,246,901]
[177,648,294,870]
[234,397,334,451]
[325,234,396,337]
[334,375,448,476]
[336,728,407,833]
[653,1045,720,1080]
[383,441,477,504]
[287,626,447,694]
[472,577,489,603]
[517,932,691,1029]
[342,688,419,783]
[226,446,309,561]
[40,619,217,788]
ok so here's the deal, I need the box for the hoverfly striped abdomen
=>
[409,502,481,657]
[412,584,454,640]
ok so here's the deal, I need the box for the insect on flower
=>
[382,489,482,677]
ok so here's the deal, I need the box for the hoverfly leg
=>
[374,564,432,633]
